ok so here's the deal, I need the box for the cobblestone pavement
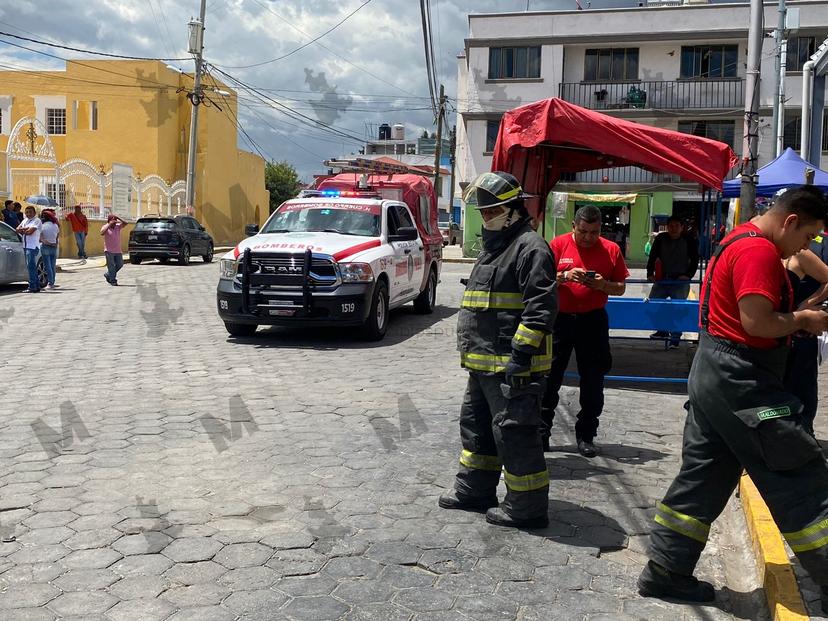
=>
[0,262,761,620]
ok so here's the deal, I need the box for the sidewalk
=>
[57,247,234,272]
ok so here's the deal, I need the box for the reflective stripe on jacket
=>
[457,219,558,376]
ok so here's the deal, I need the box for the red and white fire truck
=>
[216,160,443,340]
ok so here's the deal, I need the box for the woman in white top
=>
[40,209,59,289]
[16,205,42,292]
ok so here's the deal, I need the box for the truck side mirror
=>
[245,224,259,237]
[389,226,418,242]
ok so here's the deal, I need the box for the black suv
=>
[128,215,214,265]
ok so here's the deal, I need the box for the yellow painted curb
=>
[739,474,809,621]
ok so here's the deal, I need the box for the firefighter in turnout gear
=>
[639,186,828,607]
[438,171,558,529]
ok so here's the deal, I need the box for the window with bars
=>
[786,37,818,72]
[46,107,66,135]
[680,45,738,78]
[45,183,67,208]
[488,46,541,80]
[783,111,828,152]
[677,120,736,148]
[485,119,501,153]
[584,48,639,81]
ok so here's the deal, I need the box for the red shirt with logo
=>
[702,222,792,349]
[551,233,629,313]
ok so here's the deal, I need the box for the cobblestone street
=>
[0,261,764,620]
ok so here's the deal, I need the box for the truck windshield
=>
[263,204,380,237]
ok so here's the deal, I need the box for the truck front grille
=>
[242,253,338,287]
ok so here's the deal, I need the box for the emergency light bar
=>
[297,189,380,199]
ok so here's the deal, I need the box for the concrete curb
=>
[442,257,475,264]
[57,247,234,273]
[739,474,809,621]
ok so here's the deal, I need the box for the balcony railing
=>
[559,166,739,185]
[559,79,744,111]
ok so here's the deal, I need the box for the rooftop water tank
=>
[378,123,391,140]
[392,123,405,140]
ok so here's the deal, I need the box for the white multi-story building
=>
[455,0,828,261]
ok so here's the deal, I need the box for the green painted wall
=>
[462,191,676,263]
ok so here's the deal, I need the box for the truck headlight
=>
[220,258,238,279]
[339,262,374,282]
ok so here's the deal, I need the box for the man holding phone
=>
[542,205,628,457]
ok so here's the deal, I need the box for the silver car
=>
[0,221,47,288]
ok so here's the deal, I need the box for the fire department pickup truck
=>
[216,173,443,340]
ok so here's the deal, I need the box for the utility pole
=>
[771,0,787,159]
[185,0,206,210]
[448,125,457,223]
[432,84,446,203]
[739,0,763,223]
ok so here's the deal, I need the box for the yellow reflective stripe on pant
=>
[512,323,545,349]
[654,502,710,544]
[783,518,828,553]
[459,449,502,472]
[461,291,524,310]
[503,468,550,492]
[460,352,553,374]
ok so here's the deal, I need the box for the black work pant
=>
[453,372,549,520]
[648,333,828,585]
[541,308,612,443]
[784,335,819,435]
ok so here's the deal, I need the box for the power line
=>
[227,0,421,98]
[147,0,178,61]
[0,29,190,61]
[419,0,439,116]
[217,0,374,69]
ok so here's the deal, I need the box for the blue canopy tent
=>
[722,147,828,197]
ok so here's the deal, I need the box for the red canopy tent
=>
[490,98,738,220]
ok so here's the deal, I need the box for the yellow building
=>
[0,59,268,253]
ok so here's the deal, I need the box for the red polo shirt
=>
[702,222,792,349]
[551,233,629,313]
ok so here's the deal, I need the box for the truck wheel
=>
[413,269,437,314]
[224,322,257,337]
[361,280,389,341]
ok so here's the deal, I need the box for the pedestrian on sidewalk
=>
[541,205,628,458]
[16,205,42,292]
[65,205,88,260]
[639,186,828,608]
[646,216,699,348]
[11,202,24,228]
[39,209,59,289]
[439,171,557,529]
[2,200,15,226]
[101,214,125,286]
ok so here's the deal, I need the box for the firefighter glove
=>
[504,349,532,388]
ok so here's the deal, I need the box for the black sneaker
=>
[577,439,597,458]
[638,560,715,602]
[485,507,548,529]
[650,331,668,339]
[438,490,498,513]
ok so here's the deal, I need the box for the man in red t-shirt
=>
[542,205,628,458]
[65,205,89,260]
[640,186,828,607]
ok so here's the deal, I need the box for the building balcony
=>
[559,79,744,111]
[559,165,739,185]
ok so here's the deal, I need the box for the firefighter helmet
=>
[462,171,526,210]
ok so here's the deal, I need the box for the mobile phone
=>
[586,270,597,279]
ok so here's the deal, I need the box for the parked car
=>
[0,221,47,288]
[438,216,462,246]
[128,215,214,265]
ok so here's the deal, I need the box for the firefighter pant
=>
[784,335,819,435]
[541,308,612,442]
[453,372,549,520]
[648,333,828,585]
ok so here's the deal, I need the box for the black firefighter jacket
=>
[457,218,558,376]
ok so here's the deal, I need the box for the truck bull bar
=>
[240,247,315,316]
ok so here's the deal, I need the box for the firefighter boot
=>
[438,490,498,513]
[485,507,548,529]
[637,560,715,602]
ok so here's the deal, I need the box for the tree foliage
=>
[265,160,301,213]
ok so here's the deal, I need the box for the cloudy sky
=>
[0,0,642,180]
